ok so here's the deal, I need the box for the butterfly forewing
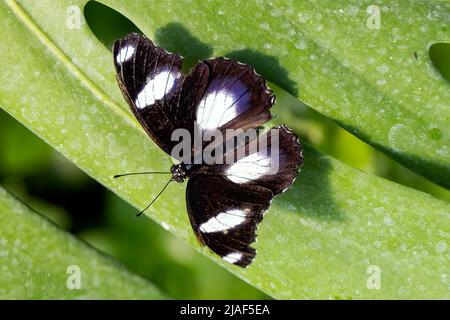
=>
[114,34,275,161]
[113,33,209,157]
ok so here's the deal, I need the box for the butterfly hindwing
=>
[186,174,273,267]
[223,124,303,195]
[184,126,302,266]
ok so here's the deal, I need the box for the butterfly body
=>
[170,163,189,183]
[114,33,303,267]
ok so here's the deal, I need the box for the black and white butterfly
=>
[113,33,303,267]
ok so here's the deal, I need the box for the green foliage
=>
[102,0,450,187]
[0,186,166,299]
[0,110,268,300]
[0,0,448,299]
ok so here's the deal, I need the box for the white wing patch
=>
[116,45,135,64]
[196,78,249,131]
[226,152,274,184]
[135,70,179,109]
[199,209,248,233]
[197,89,237,131]
[222,252,243,264]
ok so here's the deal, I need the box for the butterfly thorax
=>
[170,163,186,183]
[171,163,201,183]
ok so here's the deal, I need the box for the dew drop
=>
[388,123,416,152]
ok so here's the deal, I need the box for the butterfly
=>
[113,33,303,267]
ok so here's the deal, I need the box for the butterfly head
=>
[170,163,187,183]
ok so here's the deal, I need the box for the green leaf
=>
[0,0,449,299]
[0,186,167,299]
[75,0,450,186]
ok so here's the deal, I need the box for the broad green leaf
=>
[15,0,450,187]
[0,0,449,299]
[0,186,167,299]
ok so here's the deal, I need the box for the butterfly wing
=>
[195,57,275,135]
[115,33,275,159]
[113,33,210,157]
[187,126,303,267]
[114,33,302,267]
[223,124,304,195]
[186,174,273,267]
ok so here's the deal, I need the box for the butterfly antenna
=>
[114,171,171,178]
[136,177,174,218]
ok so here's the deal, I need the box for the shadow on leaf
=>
[84,0,143,50]
[225,49,298,96]
[155,22,213,71]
